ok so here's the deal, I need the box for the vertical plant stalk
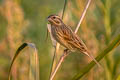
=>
[104,0,111,42]
[50,0,92,80]
[75,0,91,33]
[61,0,67,19]
[50,50,69,80]
[48,47,56,80]
[48,0,67,80]
[104,0,112,80]
[29,43,39,80]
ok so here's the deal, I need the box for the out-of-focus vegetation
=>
[0,0,120,80]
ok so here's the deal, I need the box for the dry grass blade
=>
[8,43,39,80]
[47,24,57,47]
[47,23,57,80]
[61,0,67,19]
[28,43,39,80]
[75,0,91,33]
[50,50,69,80]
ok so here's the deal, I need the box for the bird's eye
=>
[52,16,56,19]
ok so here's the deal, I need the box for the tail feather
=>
[84,52,101,68]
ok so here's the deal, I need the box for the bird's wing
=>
[60,25,88,52]
[70,33,88,52]
[61,25,101,67]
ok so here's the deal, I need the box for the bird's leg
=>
[63,49,70,57]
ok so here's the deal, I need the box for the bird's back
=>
[51,24,88,53]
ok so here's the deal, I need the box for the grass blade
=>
[8,43,27,80]
[28,43,39,80]
[8,43,39,80]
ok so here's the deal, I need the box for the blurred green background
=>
[0,0,120,80]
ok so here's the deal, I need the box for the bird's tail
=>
[84,52,101,68]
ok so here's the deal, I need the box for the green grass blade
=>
[72,34,120,80]
[8,43,27,80]
[8,43,39,80]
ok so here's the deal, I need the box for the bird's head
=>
[47,14,63,26]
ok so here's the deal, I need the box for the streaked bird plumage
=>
[47,14,100,67]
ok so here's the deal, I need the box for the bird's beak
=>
[47,17,52,24]
[47,15,51,21]
[47,18,51,21]
[47,15,51,19]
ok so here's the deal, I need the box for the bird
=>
[47,14,100,67]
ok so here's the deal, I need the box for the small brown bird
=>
[47,14,100,67]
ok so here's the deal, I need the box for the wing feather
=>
[56,25,88,52]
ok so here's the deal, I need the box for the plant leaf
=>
[47,23,57,47]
